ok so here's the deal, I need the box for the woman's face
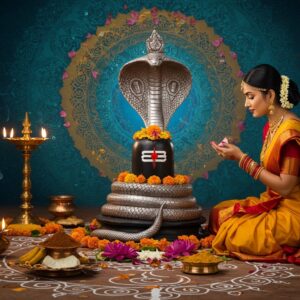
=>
[242,82,271,117]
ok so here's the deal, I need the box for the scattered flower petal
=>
[62,71,69,80]
[144,285,160,290]
[59,110,67,118]
[237,121,246,132]
[12,288,27,292]
[105,15,112,25]
[116,273,135,280]
[202,171,209,180]
[92,70,99,79]
[86,33,92,39]
[237,70,244,78]
[68,50,76,58]
[212,37,223,47]
[63,121,71,128]
[230,51,237,59]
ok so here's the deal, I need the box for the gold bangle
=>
[238,153,248,168]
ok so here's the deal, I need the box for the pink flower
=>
[237,121,246,132]
[105,15,112,25]
[212,37,223,47]
[102,242,138,261]
[59,110,67,118]
[151,7,158,17]
[237,70,244,78]
[189,17,196,26]
[63,121,71,128]
[152,17,160,25]
[202,171,209,180]
[86,33,92,39]
[68,50,76,58]
[92,70,99,79]
[218,50,225,58]
[123,4,128,10]
[127,11,139,25]
[164,239,196,259]
[62,71,69,80]
[230,51,237,59]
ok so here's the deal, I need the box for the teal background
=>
[0,0,299,208]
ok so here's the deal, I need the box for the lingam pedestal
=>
[96,31,205,240]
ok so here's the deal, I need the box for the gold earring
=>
[268,103,275,115]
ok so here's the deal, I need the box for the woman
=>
[210,64,300,261]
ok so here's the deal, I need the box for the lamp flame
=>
[1,218,6,231]
[3,127,7,138]
[41,128,47,138]
[10,128,14,138]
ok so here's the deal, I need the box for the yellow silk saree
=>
[211,119,300,261]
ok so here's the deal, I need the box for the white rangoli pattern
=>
[0,236,299,299]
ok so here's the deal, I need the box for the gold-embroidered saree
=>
[210,119,300,261]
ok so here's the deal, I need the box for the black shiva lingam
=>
[93,30,205,241]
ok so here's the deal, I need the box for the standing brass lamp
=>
[2,112,48,224]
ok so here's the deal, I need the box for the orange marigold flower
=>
[174,174,186,185]
[125,241,140,251]
[147,175,161,185]
[157,238,170,251]
[80,236,90,247]
[117,171,129,182]
[137,174,146,183]
[183,175,191,184]
[199,235,215,248]
[88,236,100,249]
[178,235,200,249]
[140,238,159,248]
[124,173,138,183]
[98,239,110,250]
[146,125,161,139]
[162,176,175,185]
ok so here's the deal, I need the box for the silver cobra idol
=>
[119,30,192,130]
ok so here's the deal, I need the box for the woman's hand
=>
[210,141,244,161]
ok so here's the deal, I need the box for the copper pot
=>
[48,195,75,218]
[0,234,10,255]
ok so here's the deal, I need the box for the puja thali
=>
[18,262,101,277]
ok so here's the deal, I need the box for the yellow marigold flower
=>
[147,175,161,185]
[98,239,110,250]
[124,173,138,183]
[140,238,159,248]
[157,238,170,251]
[146,125,161,138]
[174,174,186,185]
[137,174,146,183]
[162,175,175,185]
[117,171,129,182]
[159,131,171,139]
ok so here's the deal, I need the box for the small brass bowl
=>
[182,261,221,274]
[0,235,10,255]
[48,195,75,218]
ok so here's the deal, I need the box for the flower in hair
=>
[280,75,293,109]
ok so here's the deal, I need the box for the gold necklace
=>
[260,115,285,164]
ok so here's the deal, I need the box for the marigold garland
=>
[117,172,190,185]
[133,125,171,140]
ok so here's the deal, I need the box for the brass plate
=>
[18,263,100,277]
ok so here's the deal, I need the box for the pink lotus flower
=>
[102,242,138,261]
[68,50,76,58]
[63,121,71,128]
[62,71,69,80]
[92,70,99,79]
[151,7,158,17]
[164,239,196,259]
[60,110,67,118]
